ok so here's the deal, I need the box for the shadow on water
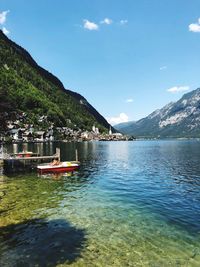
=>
[0,218,86,267]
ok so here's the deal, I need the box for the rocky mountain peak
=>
[115,88,200,138]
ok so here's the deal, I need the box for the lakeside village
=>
[0,113,135,143]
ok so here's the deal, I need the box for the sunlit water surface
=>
[0,140,200,266]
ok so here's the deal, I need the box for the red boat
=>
[12,151,39,158]
[37,161,80,174]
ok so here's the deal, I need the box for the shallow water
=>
[0,140,200,266]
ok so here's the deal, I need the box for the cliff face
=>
[115,88,200,138]
[0,30,113,132]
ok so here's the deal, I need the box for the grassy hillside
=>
[0,30,111,133]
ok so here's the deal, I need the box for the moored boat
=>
[37,161,80,174]
[11,151,40,158]
[13,151,33,157]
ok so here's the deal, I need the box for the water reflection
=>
[38,171,75,180]
[37,172,92,189]
[0,218,86,267]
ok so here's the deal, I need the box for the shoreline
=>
[1,137,200,145]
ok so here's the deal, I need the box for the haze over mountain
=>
[0,30,113,133]
[115,88,200,138]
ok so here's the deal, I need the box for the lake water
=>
[0,140,200,266]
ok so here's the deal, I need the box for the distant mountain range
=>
[0,30,113,133]
[115,88,200,138]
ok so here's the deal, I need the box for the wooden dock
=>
[6,155,59,161]
[2,148,61,173]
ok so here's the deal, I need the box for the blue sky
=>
[1,0,200,125]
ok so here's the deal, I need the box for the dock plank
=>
[4,155,59,161]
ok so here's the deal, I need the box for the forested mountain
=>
[0,30,112,133]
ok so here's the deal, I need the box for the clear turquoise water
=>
[0,140,200,266]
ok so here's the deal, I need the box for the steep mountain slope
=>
[0,30,112,132]
[115,88,200,138]
[114,121,136,133]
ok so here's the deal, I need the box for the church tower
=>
[109,126,112,135]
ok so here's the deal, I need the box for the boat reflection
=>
[38,171,77,180]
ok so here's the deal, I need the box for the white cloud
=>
[167,86,190,93]
[106,113,129,125]
[126,98,133,103]
[189,18,200,32]
[2,26,9,35]
[189,23,200,32]
[100,18,113,25]
[83,19,99,30]
[0,10,9,25]
[120,19,128,25]
[160,66,167,70]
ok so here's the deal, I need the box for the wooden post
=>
[75,149,78,162]
[1,144,3,159]
[56,148,60,161]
